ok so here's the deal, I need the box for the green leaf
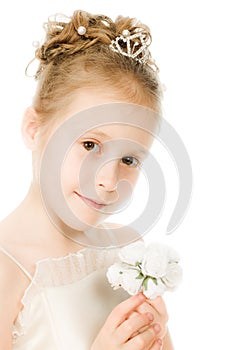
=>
[119,271,123,274]
[151,277,158,285]
[136,272,144,280]
[142,276,150,291]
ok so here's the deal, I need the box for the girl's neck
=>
[0,182,83,252]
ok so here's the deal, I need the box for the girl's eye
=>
[82,141,100,153]
[121,156,139,167]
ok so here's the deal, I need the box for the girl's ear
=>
[21,107,40,150]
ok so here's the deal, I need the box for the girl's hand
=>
[135,296,169,340]
[129,296,173,350]
[90,293,163,350]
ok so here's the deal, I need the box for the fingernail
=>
[157,338,163,346]
[153,324,161,333]
[147,313,154,321]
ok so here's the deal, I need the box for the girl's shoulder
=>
[0,246,31,347]
[0,222,32,326]
[0,246,31,316]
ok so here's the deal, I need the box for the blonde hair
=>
[30,10,163,125]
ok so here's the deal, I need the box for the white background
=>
[0,1,232,349]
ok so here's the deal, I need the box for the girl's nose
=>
[96,160,119,192]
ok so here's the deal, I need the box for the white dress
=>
[0,245,128,350]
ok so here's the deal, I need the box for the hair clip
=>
[77,26,87,36]
[109,29,151,64]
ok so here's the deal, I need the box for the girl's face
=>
[37,88,156,228]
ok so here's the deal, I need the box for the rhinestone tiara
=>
[109,29,151,64]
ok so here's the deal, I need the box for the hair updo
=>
[29,10,163,125]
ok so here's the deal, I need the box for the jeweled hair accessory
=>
[77,26,87,36]
[109,29,151,64]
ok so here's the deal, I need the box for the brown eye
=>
[83,141,99,152]
[121,156,139,167]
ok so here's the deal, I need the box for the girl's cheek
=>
[121,168,140,188]
[61,151,83,192]
[62,144,86,172]
[115,169,140,204]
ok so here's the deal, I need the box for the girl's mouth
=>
[74,191,107,210]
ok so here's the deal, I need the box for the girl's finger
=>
[136,301,159,319]
[125,325,157,350]
[146,296,168,320]
[115,312,154,343]
[136,300,167,338]
[149,338,163,350]
[106,293,146,330]
[127,310,139,319]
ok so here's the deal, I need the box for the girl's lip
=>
[74,191,107,210]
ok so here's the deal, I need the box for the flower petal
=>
[119,241,146,265]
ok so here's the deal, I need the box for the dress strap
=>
[0,245,33,282]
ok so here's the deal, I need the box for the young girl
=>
[0,9,174,350]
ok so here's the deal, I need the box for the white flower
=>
[106,262,143,295]
[120,268,144,295]
[142,278,166,299]
[119,241,146,266]
[106,241,182,300]
[162,262,183,291]
[141,243,170,278]
[106,263,126,290]
[167,246,180,263]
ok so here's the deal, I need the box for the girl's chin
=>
[68,206,108,227]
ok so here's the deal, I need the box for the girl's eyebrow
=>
[137,149,148,156]
[81,130,149,155]
[82,129,111,139]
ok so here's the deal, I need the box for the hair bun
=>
[34,11,117,66]
[28,9,161,122]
